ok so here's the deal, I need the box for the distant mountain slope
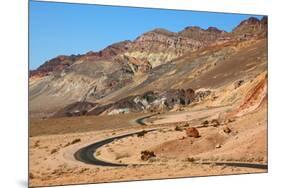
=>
[29,16,267,118]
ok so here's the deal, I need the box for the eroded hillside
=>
[29,16,267,118]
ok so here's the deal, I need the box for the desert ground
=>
[29,71,267,186]
[29,17,267,187]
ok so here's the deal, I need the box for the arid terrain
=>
[29,16,268,187]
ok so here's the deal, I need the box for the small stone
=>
[71,138,81,144]
[29,173,35,179]
[183,122,189,127]
[211,119,220,127]
[215,144,221,148]
[175,126,183,131]
[223,126,231,134]
[50,148,58,154]
[202,120,209,126]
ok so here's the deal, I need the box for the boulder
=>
[185,127,200,138]
[141,150,156,161]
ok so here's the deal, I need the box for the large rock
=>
[185,127,200,138]
[140,150,156,161]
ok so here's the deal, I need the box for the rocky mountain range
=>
[29,16,268,118]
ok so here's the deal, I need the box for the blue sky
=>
[29,1,263,70]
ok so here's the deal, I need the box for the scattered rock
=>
[64,142,71,147]
[50,148,58,154]
[185,127,200,138]
[215,144,221,148]
[79,168,89,173]
[137,130,148,137]
[141,150,156,161]
[63,138,81,147]
[223,126,231,134]
[234,80,244,89]
[175,125,183,131]
[185,157,195,163]
[182,122,190,127]
[202,120,209,127]
[71,138,81,144]
[29,172,35,179]
[34,140,40,148]
[210,119,220,127]
[226,118,235,123]
[51,169,64,176]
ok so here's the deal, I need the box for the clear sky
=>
[29,1,263,70]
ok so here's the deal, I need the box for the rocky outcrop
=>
[85,88,195,116]
[53,101,97,117]
[162,88,195,108]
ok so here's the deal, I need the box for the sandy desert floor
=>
[29,99,267,187]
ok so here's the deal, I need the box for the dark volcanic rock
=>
[86,89,196,116]
[162,88,195,108]
[53,101,97,117]
[140,150,156,161]
[194,90,211,102]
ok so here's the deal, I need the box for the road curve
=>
[74,129,267,170]
[74,129,156,167]
[134,114,157,125]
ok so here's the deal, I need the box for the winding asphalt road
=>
[74,129,157,167]
[134,114,157,125]
[74,128,267,170]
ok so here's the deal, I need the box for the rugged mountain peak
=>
[149,28,176,36]
[240,17,260,25]
[29,54,80,77]
[134,28,176,43]
[232,16,267,34]
[206,26,225,34]
[30,16,267,80]
[178,25,225,43]
[260,16,268,26]
[183,26,203,31]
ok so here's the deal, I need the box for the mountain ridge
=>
[29,16,267,118]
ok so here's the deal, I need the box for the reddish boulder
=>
[185,127,200,138]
